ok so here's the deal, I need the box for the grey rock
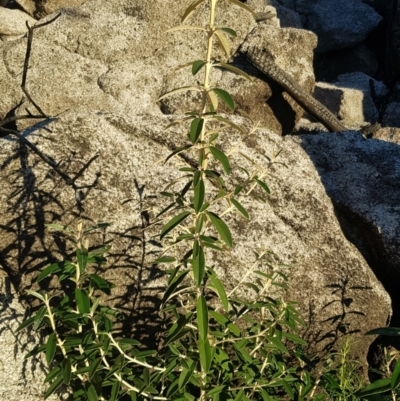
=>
[305,0,382,53]
[382,84,400,128]
[0,8,36,40]
[0,111,391,378]
[0,269,60,401]
[299,132,400,325]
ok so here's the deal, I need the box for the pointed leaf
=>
[198,338,212,373]
[193,245,205,287]
[214,30,230,56]
[207,90,218,111]
[392,359,400,390]
[159,86,200,101]
[36,262,62,283]
[87,383,99,401]
[17,315,36,332]
[178,359,196,390]
[212,88,234,111]
[192,60,206,75]
[44,375,64,399]
[160,211,191,239]
[153,256,177,264]
[182,0,207,23]
[197,295,208,340]
[165,144,192,164]
[33,305,47,330]
[89,357,103,380]
[231,198,249,219]
[209,146,230,175]
[214,62,253,81]
[356,378,392,397]
[189,118,204,144]
[255,178,271,194]
[110,380,121,401]
[75,288,90,314]
[25,289,45,302]
[46,333,57,365]
[206,211,232,247]
[220,27,236,36]
[208,273,228,311]
[167,25,206,33]
[62,358,72,384]
[366,327,400,336]
[193,179,205,213]
[77,247,89,273]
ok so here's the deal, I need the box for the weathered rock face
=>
[0,7,36,40]
[0,269,60,401]
[0,111,392,371]
[299,132,400,325]
[0,0,398,397]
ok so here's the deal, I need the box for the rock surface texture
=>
[0,0,399,398]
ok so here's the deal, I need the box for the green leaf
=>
[75,288,90,314]
[165,144,193,164]
[209,146,231,175]
[231,198,249,219]
[46,333,57,365]
[153,256,177,264]
[219,27,237,37]
[90,274,111,294]
[207,385,225,396]
[62,358,71,384]
[366,327,400,336]
[281,331,307,345]
[17,315,36,332]
[44,374,64,399]
[179,358,196,390]
[158,85,201,101]
[25,289,45,302]
[89,357,103,380]
[130,390,138,401]
[192,60,206,75]
[392,359,400,390]
[193,245,205,287]
[45,366,61,383]
[214,30,230,56]
[206,211,232,247]
[87,383,99,401]
[33,305,47,330]
[160,211,191,240]
[76,247,89,273]
[181,0,207,22]
[214,62,253,81]
[110,380,121,401]
[208,274,228,312]
[193,179,205,213]
[255,178,271,194]
[356,378,391,397]
[36,262,62,283]
[198,338,212,373]
[212,88,235,111]
[189,118,204,144]
[234,389,245,401]
[267,335,289,353]
[197,295,208,340]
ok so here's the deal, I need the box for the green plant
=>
[17,1,340,400]
[318,336,365,400]
[356,327,400,400]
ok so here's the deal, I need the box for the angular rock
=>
[0,8,36,40]
[313,73,387,128]
[299,131,400,326]
[305,0,382,53]
[0,268,60,401]
[0,111,391,374]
